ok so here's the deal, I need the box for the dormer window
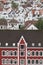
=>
[38,43,41,46]
[13,43,15,46]
[32,43,35,46]
[5,43,8,46]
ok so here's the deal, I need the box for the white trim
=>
[0,47,18,48]
[27,47,43,49]
[18,36,27,47]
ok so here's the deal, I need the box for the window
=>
[28,60,30,64]
[36,60,38,64]
[32,60,34,64]
[20,60,24,64]
[40,60,42,64]
[32,43,35,46]
[21,52,24,56]
[20,45,24,49]
[5,43,8,46]
[8,59,13,64]
[13,59,17,64]
[13,43,15,46]
[36,51,38,56]
[15,51,17,55]
[10,59,13,64]
[40,51,42,56]
[27,51,30,56]
[2,51,5,56]
[32,51,34,56]
[13,51,17,56]
[38,43,41,46]
[9,51,13,56]
[2,59,7,64]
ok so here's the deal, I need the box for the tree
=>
[35,19,43,30]
[11,1,18,9]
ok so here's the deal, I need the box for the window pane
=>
[10,59,13,64]
[10,51,13,55]
[36,60,38,64]
[36,51,38,56]
[15,51,17,55]
[32,51,34,56]
[40,52,42,56]
[32,60,34,64]
[28,60,30,64]
[13,59,17,64]
[21,52,24,56]
[2,51,5,55]
[21,60,24,64]
[15,61,17,64]
[27,51,30,56]
[40,60,42,64]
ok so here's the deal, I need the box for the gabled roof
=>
[25,24,38,30]
[0,31,43,47]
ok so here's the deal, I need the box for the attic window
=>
[32,43,35,46]
[13,43,15,46]
[38,43,41,46]
[5,43,8,46]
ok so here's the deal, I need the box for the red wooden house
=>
[0,31,43,65]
